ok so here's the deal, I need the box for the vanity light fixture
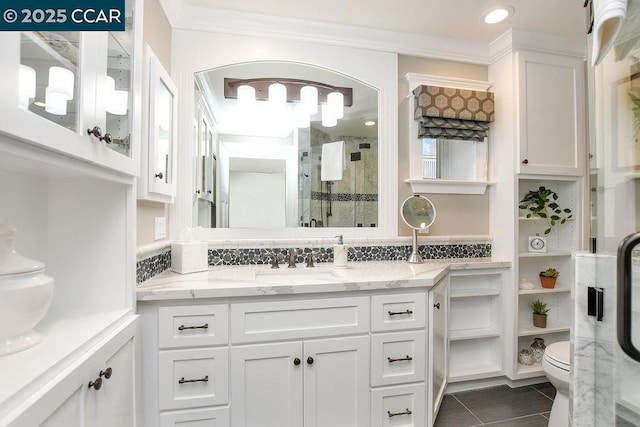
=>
[105,76,129,116]
[237,84,256,108]
[18,64,36,109]
[482,6,514,24]
[224,78,352,107]
[365,120,376,126]
[327,91,344,119]
[45,87,68,115]
[300,85,318,114]
[321,104,337,127]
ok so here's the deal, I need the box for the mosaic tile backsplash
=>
[137,242,491,283]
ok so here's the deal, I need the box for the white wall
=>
[229,172,286,228]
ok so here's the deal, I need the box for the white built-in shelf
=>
[404,179,495,195]
[449,366,503,383]
[450,327,500,341]
[518,287,571,295]
[518,320,570,337]
[519,251,572,258]
[450,288,500,298]
[518,217,576,222]
[625,172,640,180]
[516,362,543,377]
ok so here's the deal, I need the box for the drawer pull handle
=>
[178,323,209,331]
[388,408,412,418]
[388,355,413,363]
[178,375,209,384]
[388,309,413,316]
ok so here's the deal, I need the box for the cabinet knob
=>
[88,377,103,390]
[293,357,301,366]
[155,172,164,179]
[100,367,113,379]
[307,356,314,365]
[433,303,441,310]
[521,159,529,164]
[87,126,113,144]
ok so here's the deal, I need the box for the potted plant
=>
[519,186,573,234]
[539,268,559,289]
[530,299,549,328]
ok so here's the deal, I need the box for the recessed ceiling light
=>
[365,120,376,126]
[482,6,514,24]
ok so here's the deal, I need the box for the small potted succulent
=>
[530,299,549,328]
[539,268,559,289]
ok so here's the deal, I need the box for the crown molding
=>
[490,29,586,64]
[404,73,492,92]
[160,3,492,65]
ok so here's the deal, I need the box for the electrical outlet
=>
[154,217,166,240]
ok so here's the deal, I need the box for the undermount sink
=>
[254,268,341,284]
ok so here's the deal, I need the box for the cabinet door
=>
[304,336,370,427]
[428,276,449,427]
[139,45,178,202]
[231,342,303,427]
[85,324,137,426]
[516,50,585,176]
[0,1,140,176]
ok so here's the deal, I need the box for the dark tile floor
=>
[435,383,556,427]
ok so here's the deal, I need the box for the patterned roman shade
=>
[413,85,495,141]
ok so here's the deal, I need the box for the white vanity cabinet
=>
[0,1,143,176]
[515,50,585,176]
[4,318,137,426]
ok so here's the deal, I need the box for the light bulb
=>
[48,66,74,100]
[300,85,318,115]
[107,90,129,116]
[19,65,36,109]
[237,84,255,108]
[327,91,344,119]
[321,104,337,127]
[45,87,67,115]
[268,83,286,105]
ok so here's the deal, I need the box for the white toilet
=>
[542,341,571,427]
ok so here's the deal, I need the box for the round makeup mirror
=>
[401,195,436,263]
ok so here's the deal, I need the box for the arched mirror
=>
[192,61,378,230]
[401,194,436,263]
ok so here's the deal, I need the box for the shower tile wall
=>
[299,127,378,227]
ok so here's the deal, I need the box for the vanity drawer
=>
[371,293,426,332]
[158,347,229,410]
[158,304,229,348]
[160,407,229,427]
[231,297,369,343]
[371,331,426,386]
[371,384,425,427]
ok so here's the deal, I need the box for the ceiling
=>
[183,0,587,44]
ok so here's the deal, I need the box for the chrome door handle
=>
[618,232,640,362]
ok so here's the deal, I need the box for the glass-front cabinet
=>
[0,0,140,176]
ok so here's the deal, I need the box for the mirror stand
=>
[407,228,423,264]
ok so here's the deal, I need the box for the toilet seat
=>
[544,341,570,371]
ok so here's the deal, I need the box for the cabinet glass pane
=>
[154,80,173,183]
[104,1,134,157]
[20,32,80,132]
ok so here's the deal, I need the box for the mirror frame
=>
[171,30,398,240]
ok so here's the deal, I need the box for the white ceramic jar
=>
[0,219,54,356]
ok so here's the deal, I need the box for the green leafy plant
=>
[529,299,550,315]
[518,186,573,234]
[629,92,640,135]
[540,268,559,278]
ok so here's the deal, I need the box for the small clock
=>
[528,235,547,253]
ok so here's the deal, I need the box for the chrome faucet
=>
[306,251,320,268]
[288,248,298,268]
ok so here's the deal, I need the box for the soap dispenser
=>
[333,235,348,268]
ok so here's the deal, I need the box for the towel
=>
[320,141,344,181]
[592,0,628,66]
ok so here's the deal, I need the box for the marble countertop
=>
[137,258,511,301]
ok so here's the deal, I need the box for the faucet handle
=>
[262,252,279,269]
[305,251,321,268]
[288,248,298,268]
